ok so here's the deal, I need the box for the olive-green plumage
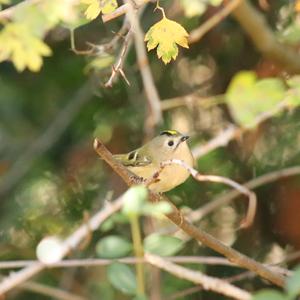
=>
[113,130,194,192]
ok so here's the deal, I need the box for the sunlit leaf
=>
[145,16,189,64]
[142,201,172,218]
[226,71,286,128]
[252,289,286,300]
[144,233,184,256]
[0,23,51,72]
[81,0,118,20]
[286,76,300,89]
[96,235,132,258]
[209,0,223,6]
[286,265,300,298]
[180,0,207,17]
[122,185,148,217]
[107,263,137,295]
[85,54,115,72]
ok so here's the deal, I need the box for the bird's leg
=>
[129,173,144,185]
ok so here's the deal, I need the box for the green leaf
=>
[209,0,223,6]
[226,71,286,128]
[96,235,132,258]
[122,185,148,217]
[285,89,300,107]
[142,201,173,218]
[107,263,137,295]
[286,76,300,89]
[252,289,286,300]
[180,0,207,17]
[85,54,115,72]
[144,233,184,256]
[286,265,300,298]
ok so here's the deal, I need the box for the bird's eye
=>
[128,151,136,160]
[168,140,174,147]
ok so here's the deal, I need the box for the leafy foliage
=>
[144,233,185,256]
[107,263,137,295]
[81,0,118,20]
[226,71,300,128]
[145,16,189,64]
[96,235,132,258]
[1,0,300,299]
[0,23,51,72]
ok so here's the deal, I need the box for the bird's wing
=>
[113,151,152,167]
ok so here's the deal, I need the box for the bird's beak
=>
[180,135,189,142]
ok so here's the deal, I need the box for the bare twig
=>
[0,256,238,269]
[0,195,124,296]
[105,30,132,87]
[161,93,223,111]
[125,1,162,136]
[0,81,93,197]
[145,253,252,300]
[102,0,154,23]
[93,138,285,287]
[158,159,256,228]
[189,0,242,44]
[192,125,240,159]
[188,165,300,223]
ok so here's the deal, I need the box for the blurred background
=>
[1,0,300,299]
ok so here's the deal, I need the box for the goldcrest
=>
[113,130,194,192]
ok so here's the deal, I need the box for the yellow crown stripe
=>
[160,130,179,136]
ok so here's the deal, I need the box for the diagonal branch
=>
[93,138,285,287]
[188,0,242,44]
[0,195,124,296]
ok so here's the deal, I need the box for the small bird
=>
[113,130,194,192]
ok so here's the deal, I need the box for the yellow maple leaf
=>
[144,16,189,64]
[81,0,118,20]
[296,0,300,12]
[0,23,51,72]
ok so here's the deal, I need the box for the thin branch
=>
[145,253,252,300]
[192,125,240,159]
[93,138,285,287]
[125,0,162,135]
[102,0,154,23]
[0,81,93,197]
[161,92,224,111]
[0,195,124,296]
[0,256,239,269]
[188,165,300,223]
[104,30,132,87]
[189,0,242,44]
[158,159,256,228]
